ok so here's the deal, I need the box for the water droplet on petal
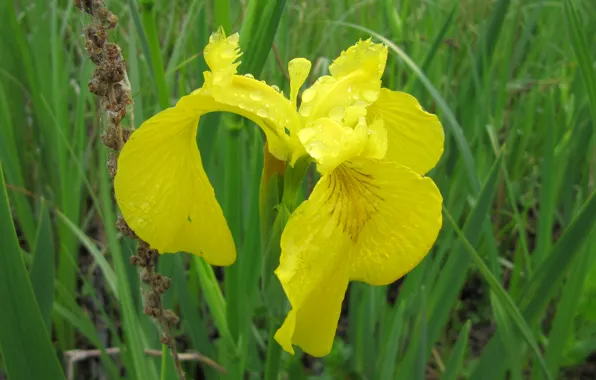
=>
[328,106,345,120]
[221,50,235,59]
[249,91,262,101]
[302,88,317,103]
[244,73,254,79]
[362,89,379,102]
[299,103,312,117]
[257,108,268,118]
[271,85,280,92]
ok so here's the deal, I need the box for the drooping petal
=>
[274,157,442,355]
[346,159,443,285]
[367,88,444,175]
[201,28,302,161]
[298,39,388,125]
[274,173,353,357]
[114,93,235,266]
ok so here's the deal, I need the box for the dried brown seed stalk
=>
[75,1,185,379]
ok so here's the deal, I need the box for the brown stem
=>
[75,1,185,378]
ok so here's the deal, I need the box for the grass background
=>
[1,0,596,379]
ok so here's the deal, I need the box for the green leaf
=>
[375,302,406,379]
[564,0,596,124]
[238,0,287,76]
[440,321,470,380]
[29,199,55,331]
[0,163,65,380]
[444,208,552,380]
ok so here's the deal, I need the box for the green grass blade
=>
[375,302,406,379]
[0,163,65,380]
[29,199,55,331]
[54,210,118,296]
[440,321,470,380]
[396,153,502,379]
[404,4,457,93]
[214,0,231,34]
[564,0,596,123]
[521,189,596,318]
[543,243,591,377]
[140,0,169,109]
[239,0,287,76]
[472,189,596,379]
[443,208,552,380]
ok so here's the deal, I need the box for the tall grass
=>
[0,0,595,379]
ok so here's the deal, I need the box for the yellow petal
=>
[114,93,236,266]
[367,89,444,175]
[204,27,242,86]
[200,29,303,161]
[347,159,443,285]
[297,117,387,174]
[274,173,352,357]
[275,157,442,355]
[299,39,388,125]
[288,58,311,107]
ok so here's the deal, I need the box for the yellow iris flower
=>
[114,28,444,357]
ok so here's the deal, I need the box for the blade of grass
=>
[443,207,552,380]
[0,163,65,380]
[472,189,596,379]
[29,199,55,331]
[396,153,502,379]
[564,0,596,123]
[140,0,169,109]
[440,321,471,380]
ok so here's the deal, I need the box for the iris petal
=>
[201,28,302,161]
[347,159,443,285]
[298,39,388,125]
[114,93,236,265]
[275,172,352,357]
[367,89,444,175]
[275,157,442,355]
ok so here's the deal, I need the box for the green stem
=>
[264,324,282,380]
[224,127,244,378]
[140,1,169,109]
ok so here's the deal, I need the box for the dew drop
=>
[362,89,379,102]
[221,50,235,59]
[249,91,262,101]
[302,88,317,103]
[328,106,345,120]
[257,108,268,118]
[271,85,280,92]
[244,73,255,79]
[299,103,312,117]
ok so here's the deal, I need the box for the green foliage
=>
[0,0,595,379]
